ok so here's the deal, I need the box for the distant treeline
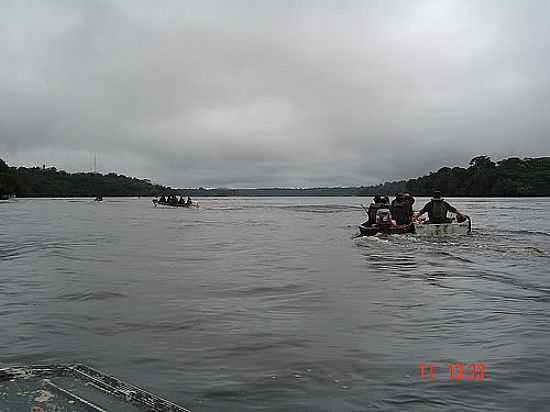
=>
[403,156,550,197]
[1,156,549,197]
[194,156,550,197]
[0,159,171,197]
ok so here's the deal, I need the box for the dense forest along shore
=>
[1,156,549,197]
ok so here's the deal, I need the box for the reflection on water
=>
[362,252,418,272]
[1,197,550,411]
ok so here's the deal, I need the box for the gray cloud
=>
[1,0,549,187]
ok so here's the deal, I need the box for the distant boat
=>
[0,194,15,202]
[153,198,199,208]
[92,153,103,201]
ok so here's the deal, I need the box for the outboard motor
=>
[376,208,393,228]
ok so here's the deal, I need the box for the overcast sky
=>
[1,0,549,187]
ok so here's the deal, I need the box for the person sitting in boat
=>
[414,191,464,224]
[391,193,414,225]
[178,195,186,205]
[186,196,192,206]
[159,194,167,203]
[367,195,388,226]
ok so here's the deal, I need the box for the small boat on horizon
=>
[153,198,199,208]
[0,193,16,202]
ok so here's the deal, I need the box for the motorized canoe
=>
[358,216,472,237]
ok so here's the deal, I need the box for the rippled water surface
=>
[1,197,550,411]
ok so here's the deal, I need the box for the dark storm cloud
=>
[1,0,550,187]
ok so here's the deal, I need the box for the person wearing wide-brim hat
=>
[413,191,464,224]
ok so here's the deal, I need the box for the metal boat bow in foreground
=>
[0,364,191,412]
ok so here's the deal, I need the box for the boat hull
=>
[359,222,413,236]
[358,217,472,237]
[413,220,471,237]
[153,199,199,208]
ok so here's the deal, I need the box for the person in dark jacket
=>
[414,191,463,224]
[391,193,414,225]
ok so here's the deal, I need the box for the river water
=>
[1,197,550,411]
